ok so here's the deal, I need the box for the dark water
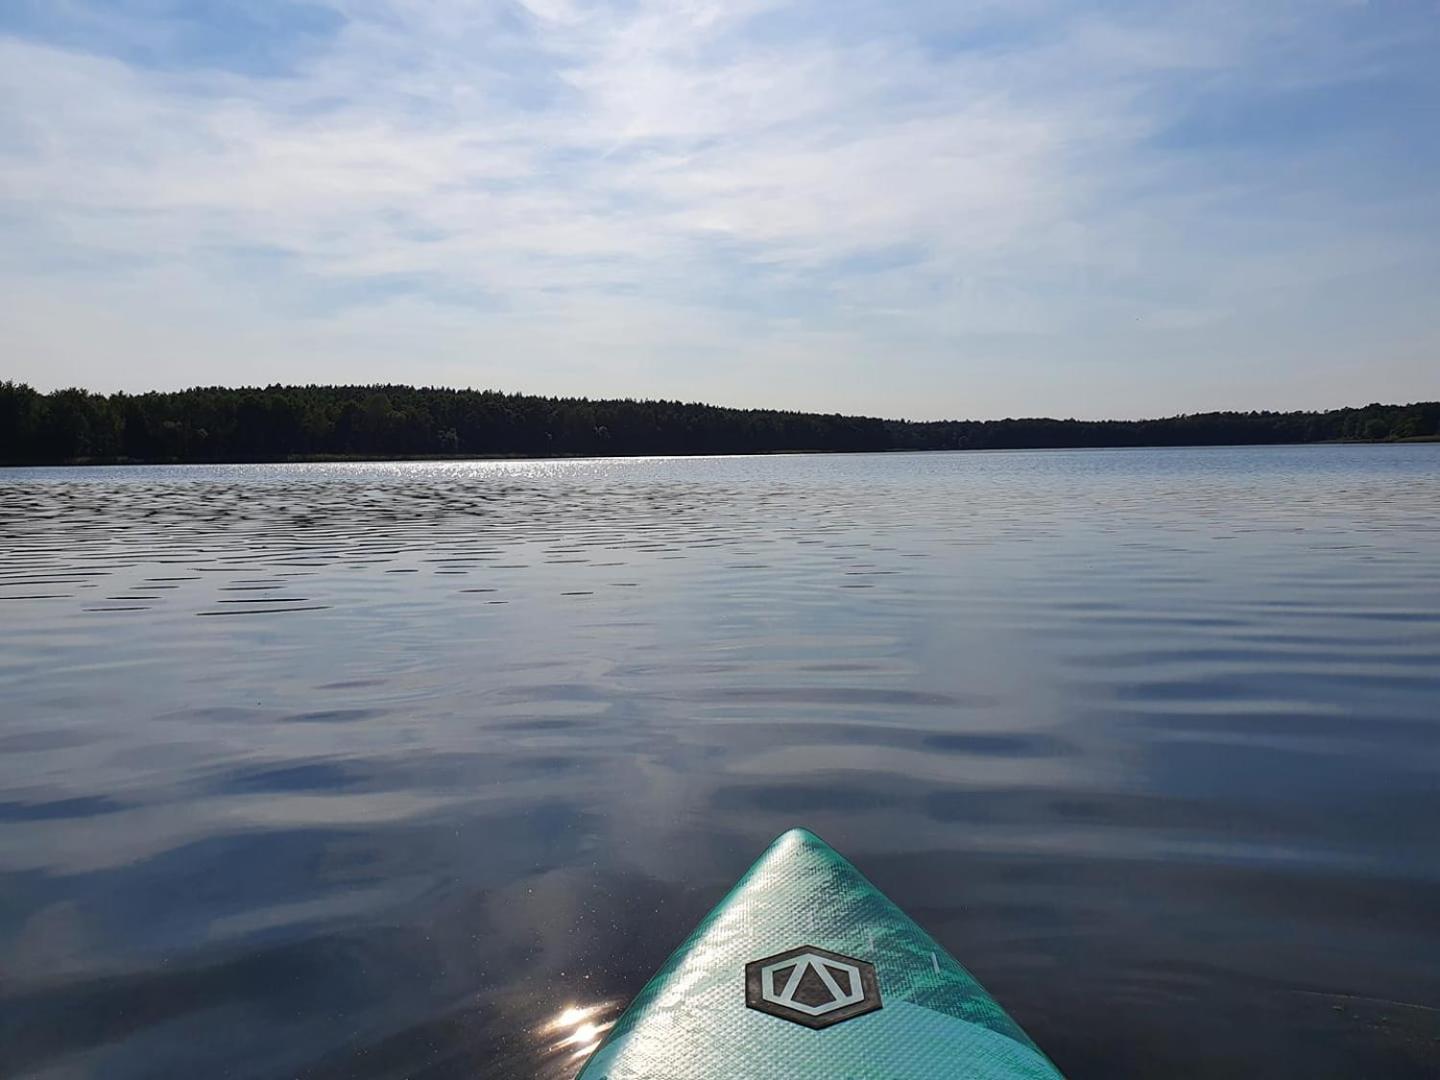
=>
[2,446,1439,1079]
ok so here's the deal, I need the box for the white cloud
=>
[1,0,1436,417]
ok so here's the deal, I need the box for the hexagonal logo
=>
[744,945,882,1029]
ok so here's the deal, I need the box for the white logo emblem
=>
[744,944,882,1028]
[759,952,865,1016]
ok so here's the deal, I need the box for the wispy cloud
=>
[2,0,1436,417]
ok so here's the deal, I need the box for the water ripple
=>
[1,446,1438,1079]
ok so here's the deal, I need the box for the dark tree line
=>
[1,381,1436,465]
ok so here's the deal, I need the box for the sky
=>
[1,0,1437,420]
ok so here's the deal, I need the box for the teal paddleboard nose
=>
[578,827,1065,1078]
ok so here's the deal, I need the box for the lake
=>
[2,445,1438,1079]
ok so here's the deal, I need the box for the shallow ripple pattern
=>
[1,446,1439,1079]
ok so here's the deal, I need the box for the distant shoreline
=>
[6,438,1437,470]
[2,381,1437,466]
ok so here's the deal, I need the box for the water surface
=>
[2,446,1439,1078]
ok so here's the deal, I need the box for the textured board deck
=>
[578,828,1066,1079]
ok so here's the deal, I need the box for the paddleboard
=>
[577,827,1066,1078]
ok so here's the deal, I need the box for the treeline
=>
[1,381,1437,465]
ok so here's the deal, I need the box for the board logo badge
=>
[744,945,882,1029]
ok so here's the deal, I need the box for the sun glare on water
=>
[538,1000,620,1070]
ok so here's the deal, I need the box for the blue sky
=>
[1,0,1436,419]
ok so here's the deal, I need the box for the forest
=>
[1,381,1437,465]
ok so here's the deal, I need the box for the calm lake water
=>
[2,445,1439,1079]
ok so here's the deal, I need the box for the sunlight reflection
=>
[537,1000,622,1074]
[543,1004,604,1033]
